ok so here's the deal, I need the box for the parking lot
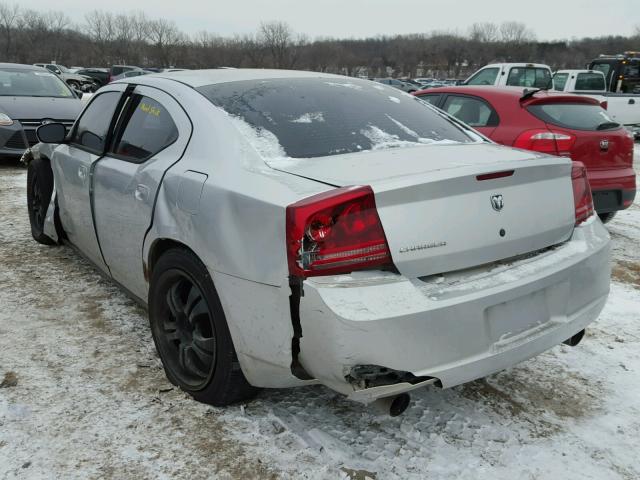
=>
[0,152,638,480]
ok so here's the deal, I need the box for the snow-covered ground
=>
[1,153,639,480]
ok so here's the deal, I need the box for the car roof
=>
[0,63,47,71]
[555,69,604,75]
[127,68,350,88]
[414,85,600,105]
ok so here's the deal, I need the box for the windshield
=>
[197,78,475,159]
[0,68,74,98]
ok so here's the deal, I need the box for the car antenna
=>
[520,88,542,102]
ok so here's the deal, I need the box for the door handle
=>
[78,166,87,182]
[134,184,150,202]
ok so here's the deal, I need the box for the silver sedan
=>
[26,69,610,415]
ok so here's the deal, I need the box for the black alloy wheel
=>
[155,271,216,389]
[149,248,258,405]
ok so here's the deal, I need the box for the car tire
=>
[148,247,259,406]
[598,212,616,224]
[26,158,56,245]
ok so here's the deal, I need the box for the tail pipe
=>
[371,393,411,417]
[563,329,585,347]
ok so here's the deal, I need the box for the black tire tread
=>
[26,157,56,245]
[149,247,259,406]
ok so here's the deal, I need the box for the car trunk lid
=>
[270,143,576,278]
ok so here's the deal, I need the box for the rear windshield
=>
[197,78,475,159]
[574,73,605,91]
[0,68,74,98]
[506,67,552,88]
[527,103,620,131]
[552,73,568,91]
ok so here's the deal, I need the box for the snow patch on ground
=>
[1,151,639,479]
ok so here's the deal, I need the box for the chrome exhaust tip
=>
[371,393,411,417]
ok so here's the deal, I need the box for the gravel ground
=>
[1,154,639,480]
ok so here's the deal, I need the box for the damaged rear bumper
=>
[298,218,611,403]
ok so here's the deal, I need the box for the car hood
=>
[0,96,82,121]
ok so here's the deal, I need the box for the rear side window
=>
[527,103,620,131]
[441,95,498,127]
[466,68,499,86]
[575,73,605,91]
[112,95,178,162]
[416,94,441,105]
[71,91,122,153]
[198,78,474,159]
[507,67,551,88]
[552,73,568,91]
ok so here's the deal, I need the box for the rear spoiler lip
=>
[520,91,601,107]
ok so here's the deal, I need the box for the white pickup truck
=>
[464,63,640,138]
[464,63,553,89]
[552,69,640,138]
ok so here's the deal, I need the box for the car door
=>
[91,85,191,300]
[52,84,127,272]
[440,94,499,137]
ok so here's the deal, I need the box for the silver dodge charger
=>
[26,69,611,415]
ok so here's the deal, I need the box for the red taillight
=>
[571,162,594,226]
[513,129,576,156]
[600,101,608,110]
[286,186,392,277]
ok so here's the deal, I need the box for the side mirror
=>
[36,123,67,144]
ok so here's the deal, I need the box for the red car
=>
[414,86,636,222]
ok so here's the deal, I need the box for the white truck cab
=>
[464,63,552,88]
[553,69,640,138]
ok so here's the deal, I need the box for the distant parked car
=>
[111,70,147,82]
[109,65,143,82]
[414,85,636,222]
[33,63,95,92]
[74,68,109,88]
[374,78,418,93]
[0,63,82,158]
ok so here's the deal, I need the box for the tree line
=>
[1,3,639,79]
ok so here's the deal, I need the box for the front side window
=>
[552,73,569,91]
[506,67,551,88]
[71,91,122,153]
[112,95,178,162]
[441,95,498,127]
[0,68,73,98]
[466,68,499,86]
[527,103,620,131]
[574,73,606,91]
[198,78,475,159]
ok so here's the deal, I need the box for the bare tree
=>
[469,22,499,43]
[499,21,535,44]
[0,2,20,59]
[259,20,296,68]
[148,18,183,67]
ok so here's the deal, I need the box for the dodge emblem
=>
[600,139,609,151]
[491,194,504,212]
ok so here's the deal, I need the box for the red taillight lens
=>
[513,129,576,156]
[600,101,608,110]
[286,186,392,277]
[571,162,594,226]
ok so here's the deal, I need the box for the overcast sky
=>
[16,0,640,40]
